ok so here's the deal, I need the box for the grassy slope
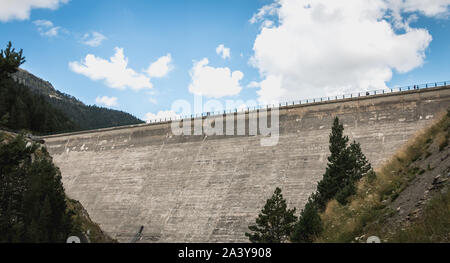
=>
[66,198,117,243]
[317,111,450,243]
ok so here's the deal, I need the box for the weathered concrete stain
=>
[44,87,450,242]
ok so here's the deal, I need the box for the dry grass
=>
[316,110,450,243]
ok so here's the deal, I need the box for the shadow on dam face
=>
[43,86,450,242]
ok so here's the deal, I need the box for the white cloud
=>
[146,53,173,78]
[249,2,280,24]
[388,0,450,17]
[33,19,53,27]
[216,44,231,59]
[250,0,449,103]
[149,97,158,104]
[82,32,107,47]
[246,81,260,88]
[95,96,118,107]
[188,58,244,98]
[33,19,61,37]
[69,47,153,91]
[144,110,180,123]
[0,0,69,22]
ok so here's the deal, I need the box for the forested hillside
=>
[0,42,116,242]
[0,41,143,135]
[0,132,115,242]
[0,75,76,134]
[12,69,144,133]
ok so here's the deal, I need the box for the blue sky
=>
[0,0,449,121]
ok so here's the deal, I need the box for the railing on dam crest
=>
[146,80,450,124]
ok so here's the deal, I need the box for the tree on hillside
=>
[0,42,76,134]
[290,196,322,243]
[335,141,375,205]
[315,117,375,209]
[245,187,297,243]
[315,117,352,209]
[0,41,25,78]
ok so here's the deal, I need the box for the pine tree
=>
[290,197,322,243]
[245,187,297,243]
[349,141,373,181]
[290,117,375,242]
[0,41,25,78]
[335,141,375,205]
[315,117,352,210]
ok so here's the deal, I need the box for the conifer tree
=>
[335,141,375,205]
[315,117,353,209]
[290,196,322,243]
[0,134,76,242]
[0,41,25,78]
[245,187,297,243]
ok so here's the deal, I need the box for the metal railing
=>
[147,80,450,124]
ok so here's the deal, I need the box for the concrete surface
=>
[44,86,450,242]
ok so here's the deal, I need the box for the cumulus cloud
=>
[95,96,118,107]
[33,19,61,37]
[188,58,244,98]
[246,81,260,88]
[144,110,180,123]
[0,0,69,22]
[388,0,450,17]
[145,53,173,78]
[69,47,153,91]
[250,0,449,103]
[216,44,231,59]
[82,32,107,47]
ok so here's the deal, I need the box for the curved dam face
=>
[44,87,450,242]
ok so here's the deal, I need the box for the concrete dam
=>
[44,86,450,242]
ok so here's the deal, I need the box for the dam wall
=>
[44,86,450,242]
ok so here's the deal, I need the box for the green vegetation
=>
[317,110,450,243]
[66,198,117,243]
[0,133,75,242]
[315,117,375,209]
[248,117,376,243]
[290,197,322,243]
[47,95,144,131]
[0,132,115,243]
[0,42,75,134]
[245,187,297,243]
[290,117,374,242]
[1,41,143,135]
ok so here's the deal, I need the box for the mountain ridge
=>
[10,69,144,133]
